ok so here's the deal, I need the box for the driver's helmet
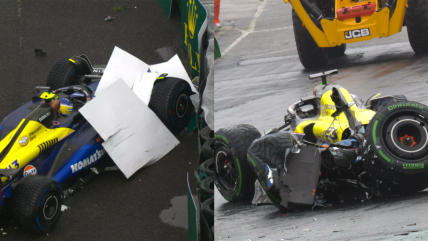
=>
[59,98,73,117]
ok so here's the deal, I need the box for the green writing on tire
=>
[379,150,393,164]
[373,120,378,146]
[215,134,229,144]
[377,113,386,122]
[388,103,424,111]
[260,181,280,203]
[247,154,257,167]
[403,163,424,169]
[234,157,243,197]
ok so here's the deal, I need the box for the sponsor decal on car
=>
[23,165,37,176]
[5,160,19,169]
[53,121,60,126]
[39,111,51,122]
[325,104,336,110]
[18,136,29,147]
[30,126,42,141]
[344,28,370,40]
[70,149,106,173]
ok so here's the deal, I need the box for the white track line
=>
[222,0,267,56]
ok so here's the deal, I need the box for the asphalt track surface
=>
[215,0,428,240]
[0,1,200,240]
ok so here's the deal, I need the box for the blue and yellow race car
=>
[0,55,193,234]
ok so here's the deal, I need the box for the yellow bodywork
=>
[287,0,408,47]
[0,120,74,181]
[294,88,375,143]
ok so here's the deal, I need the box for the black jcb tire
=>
[200,176,215,196]
[214,124,261,202]
[201,126,214,142]
[200,158,215,176]
[292,9,328,69]
[406,0,428,53]
[363,101,428,194]
[13,175,64,234]
[328,44,346,58]
[149,77,193,132]
[46,58,77,89]
[247,132,293,213]
[202,139,215,159]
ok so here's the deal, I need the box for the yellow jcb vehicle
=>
[214,70,428,212]
[285,0,428,68]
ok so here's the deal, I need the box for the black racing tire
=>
[247,132,293,213]
[46,58,77,89]
[292,9,328,69]
[149,77,193,132]
[214,124,261,202]
[202,139,215,159]
[201,126,214,142]
[363,101,428,195]
[328,44,346,58]
[200,176,215,196]
[202,196,214,219]
[200,158,215,176]
[405,0,428,53]
[13,175,64,234]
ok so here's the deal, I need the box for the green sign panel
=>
[180,0,207,78]
[158,0,173,18]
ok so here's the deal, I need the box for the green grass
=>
[112,5,130,12]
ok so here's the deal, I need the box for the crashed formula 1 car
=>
[214,70,428,212]
[0,55,193,233]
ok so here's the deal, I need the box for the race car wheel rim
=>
[216,147,238,193]
[384,116,428,161]
[43,196,59,220]
[175,93,189,118]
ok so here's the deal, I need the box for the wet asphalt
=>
[0,1,200,240]
[215,0,428,240]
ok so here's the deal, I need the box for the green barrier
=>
[158,0,208,79]
[187,173,198,241]
[180,0,207,78]
[158,0,173,18]
[187,111,198,133]
[215,38,221,59]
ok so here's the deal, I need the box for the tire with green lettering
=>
[214,125,261,202]
[363,101,428,194]
[247,132,292,213]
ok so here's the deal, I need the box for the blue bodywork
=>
[0,81,105,206]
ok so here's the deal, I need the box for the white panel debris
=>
[96,46,149,95]
[132,54,198,105]
[79,79,179,178]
